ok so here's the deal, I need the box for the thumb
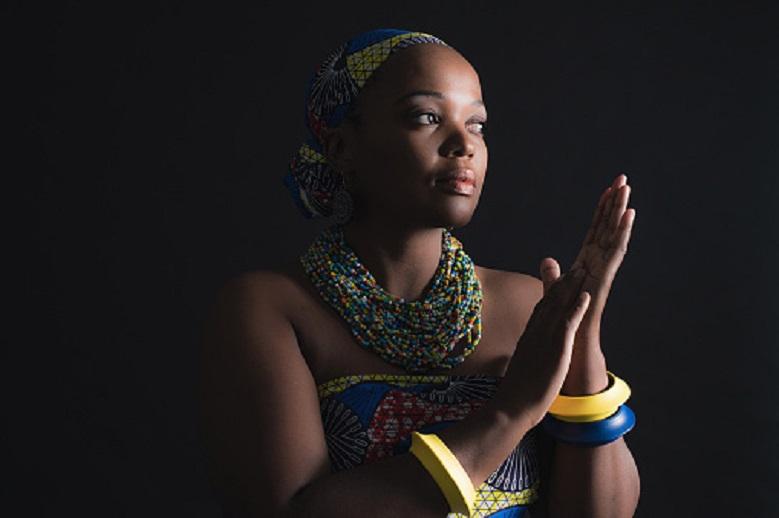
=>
[540,257,561,295]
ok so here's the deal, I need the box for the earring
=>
[332,171,354,224]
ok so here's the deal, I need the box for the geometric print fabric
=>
[284,28,450,219]
[317,373,540,517]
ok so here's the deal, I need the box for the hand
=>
[547,174,636,339]
[537,175,636,394]
[494,266,592,428]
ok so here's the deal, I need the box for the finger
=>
[615,208,636,256]
[597,208,635,283]
[562,267,588,307]
[566,291,592,332]
[533,268,588,338]
[544,266,586,313]
[540,257,561,295]
[577,174,626,264]
[608,184,631,235]
[597,185,628,253]
[591,186,619,250]
[581,186,612,247]
[557,291,592,364]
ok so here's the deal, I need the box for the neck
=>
[341,220,445,302]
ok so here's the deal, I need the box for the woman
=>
[200,29,640,517]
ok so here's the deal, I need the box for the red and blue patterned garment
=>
[317,374,541,517]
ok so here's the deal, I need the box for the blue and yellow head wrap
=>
[283,28,450,219]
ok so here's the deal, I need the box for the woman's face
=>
[340,43,488,230]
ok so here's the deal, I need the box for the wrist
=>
[574,323,601,347]
[437,395,534,488]
[489,386,545,433]
[562,349,608,395]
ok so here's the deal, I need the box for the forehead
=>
[360,44,483,107]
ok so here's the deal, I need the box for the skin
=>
[200,43,639,517]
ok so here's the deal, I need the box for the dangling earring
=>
[332,171,354,224]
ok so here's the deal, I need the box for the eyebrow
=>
[394,90,485,108]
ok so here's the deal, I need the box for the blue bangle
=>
[541,404,636,446]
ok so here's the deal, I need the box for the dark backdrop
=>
[15,1,778,516]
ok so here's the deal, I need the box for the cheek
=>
[361,132,433,179]
[394,133,440,174]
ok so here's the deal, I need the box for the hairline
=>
[344,43,474,126]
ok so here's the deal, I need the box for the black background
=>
[15,1,778,516]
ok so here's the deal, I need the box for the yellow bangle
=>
[409,432,475,516]
[548,372,631,422]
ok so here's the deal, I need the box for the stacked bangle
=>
[543,372,635,445]
[409,431,475,516]
[549,372,630,422]
[542,404,636,446]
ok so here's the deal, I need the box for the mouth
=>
[434,168,476,196]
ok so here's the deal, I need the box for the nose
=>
[441,125,476,159]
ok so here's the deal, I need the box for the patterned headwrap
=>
[283,28,450,219]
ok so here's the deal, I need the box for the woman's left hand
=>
[540,174,635,393]
[571,173,636,340]
[541,174,636,343]
[541,174,636,394]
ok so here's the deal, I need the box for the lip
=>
[434,168,476,195]
[435,168,475,184]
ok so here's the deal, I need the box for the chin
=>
[427,201,479,230]
[446,213,476,230]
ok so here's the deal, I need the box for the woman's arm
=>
[549,343,640,518]
[535,175,641,517]
[530,277,640,518]
[199,269,590,518]
[549,434,640,517]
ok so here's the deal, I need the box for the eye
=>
[469,120,488,135]
[412,112,441,125]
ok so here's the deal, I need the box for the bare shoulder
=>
[475,265,544,337]
[476,265,544,304]
[200,265,331,514]
[214,264,303,313]
[206,262,314,336]
[201,263,312,373]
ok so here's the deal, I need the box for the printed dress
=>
[317,374,542,517]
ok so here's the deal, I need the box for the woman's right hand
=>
[493,262,591,429]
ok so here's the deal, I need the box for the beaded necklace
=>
[300,224,483,373]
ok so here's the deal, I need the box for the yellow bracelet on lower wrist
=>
[409,431,475,516]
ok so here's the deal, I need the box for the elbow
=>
[276,482,326,518]
[211,484,307,518]
[629,458,641,515]
[217,499,296,518]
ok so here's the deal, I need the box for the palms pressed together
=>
[541,173,636,340]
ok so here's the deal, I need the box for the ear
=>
[321,126,356,177]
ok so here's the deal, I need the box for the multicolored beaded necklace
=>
[300,224,483,373]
